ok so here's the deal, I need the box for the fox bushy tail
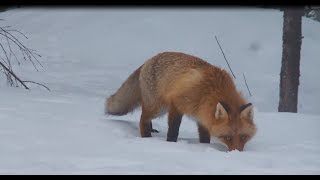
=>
[105,66,142,116]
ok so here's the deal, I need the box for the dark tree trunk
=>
[278,8,304,113]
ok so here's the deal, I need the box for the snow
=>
[0,7,320,174]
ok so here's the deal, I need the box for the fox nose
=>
[228,147,243,152]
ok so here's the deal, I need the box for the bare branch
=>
[214,35,236,79]
[0,61,29,90]
[0,20,48,91]
[0,27,43,69]
[0,32,24,50]
[0,31,27,65]
[242,73,252,97]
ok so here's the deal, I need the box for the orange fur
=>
[105,52,257,151]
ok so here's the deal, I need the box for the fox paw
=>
[151,129,159,133]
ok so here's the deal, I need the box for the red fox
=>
[105,52,257,151]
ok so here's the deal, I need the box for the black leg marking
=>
[197,123,210,143]
[140,121,152,137]
[166,108,183,142]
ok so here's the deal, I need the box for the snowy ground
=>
[0,7,319,174]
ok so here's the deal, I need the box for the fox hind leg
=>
[139,112,153,137]
[139,105,160,137]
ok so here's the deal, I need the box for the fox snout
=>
[227,145,244,152]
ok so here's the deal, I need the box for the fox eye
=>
[240,135,248,141]
[224,136,232,141]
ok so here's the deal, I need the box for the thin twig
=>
[0,56,9,67]
[22,81,50,91]
[5,29,28,39]
[0,42,10,67]
[1,26,11,30]
[214,35,236,79]
[242,72,252,97]
[3,30,20,66]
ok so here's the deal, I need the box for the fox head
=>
[211,102,257,152]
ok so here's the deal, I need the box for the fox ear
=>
[240,103,254,121]
[215,102,228,120]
